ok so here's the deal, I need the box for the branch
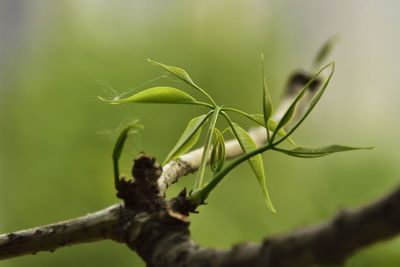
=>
[121,186,400,267]
[0,204,123,260]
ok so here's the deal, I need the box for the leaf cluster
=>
[100,40,371,212]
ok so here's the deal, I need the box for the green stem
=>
[191,111,273,204]
[192,84,218,108]
[192,101,215,109]
[193,106,222,190]
[112,159,120,190]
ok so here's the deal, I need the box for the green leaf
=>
[271,61,335,145]
[147,59,198,89]
[148,59,217,106]
[98,87,197,105]
[276,62,335,145]
[261,54,273,124]
[231,123,276,213]
[313,35,340,68]
[163,113,210,165]
[275,145,374,158]
[210,128,226,173]
[112,121,144,189]
[278,104,296,128]
[249,114,296,147]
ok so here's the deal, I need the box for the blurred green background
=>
[1,1,400,266]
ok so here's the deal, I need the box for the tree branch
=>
[0,204,123,260]
[120,186,400,267]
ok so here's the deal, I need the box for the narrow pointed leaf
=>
[278,62,335,143]
[249,114,296,146]
[231,123,276,213]
[112,121,144,189]
[261,54,273,124]
[280,104,296,127]
[163,113,209,165]
[147,59,198,88]
[276,145,374,158]
[313,35,340,68]
[98,87,196,105]
[271,62,334,144]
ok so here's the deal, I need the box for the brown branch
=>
[126,185,400,267]
[1,154,400,266]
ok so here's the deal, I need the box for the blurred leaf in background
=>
[1,1,400,266]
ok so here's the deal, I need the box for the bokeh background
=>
[1,1,400,266]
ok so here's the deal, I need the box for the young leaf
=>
[163,113,210,165]
[277,104,296,128]
[147,59,198,89]
[261,54,273,125]
[112,121,144,189]
[210,128,226,173]
[231,122,276,213]
[249,114,296,147]
[271,62,334,145]
[98,87,197,105]
[275,62,335,145]
[275,145,373,158]
[148,59,217,106]
[312,35,340,68]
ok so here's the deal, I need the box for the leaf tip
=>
[97,96,106,101]
[330,60,336,70]
[98,96,112,103]
[264,195,277,213]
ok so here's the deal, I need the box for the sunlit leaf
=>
[275,145,374,158]
[231,123,276,213]
[98,87,196,105]
[249,114,296,147]
[163,113,210,165]
[147,59,198,88]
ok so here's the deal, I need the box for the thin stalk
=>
[192,101,215,109]
[193,106,222,190]
[191,84,218,108]
[112,160,120,190]
[222,107,263,126]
